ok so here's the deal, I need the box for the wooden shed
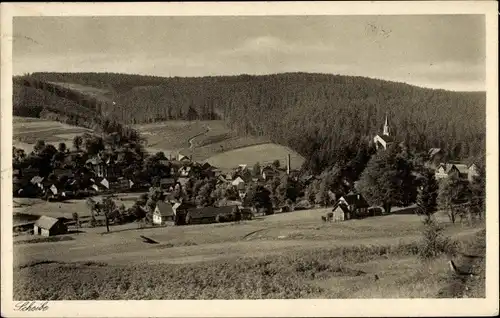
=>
[33,216,68,237]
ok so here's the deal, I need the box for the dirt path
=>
[437,230,486,298]
[188,124,210,149]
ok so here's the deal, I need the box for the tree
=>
[468,167,486,220]
[72,212,80,229]
[438,175,468,224]
[58,142,67,153]
[73,135,83,151]
[356,144,416,214]
[416,169,439,221]
[101,196,117,232]
[272,160,280,169]
[252,162,261,177]
[34,140,46,154]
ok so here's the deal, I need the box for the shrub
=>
[418,218,456,260]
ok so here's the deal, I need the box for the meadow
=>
[13,206,485,300]
[13,116,91,152]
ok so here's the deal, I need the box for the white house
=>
[231,176,245,187]
[153,201,175,226]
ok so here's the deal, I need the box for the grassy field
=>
[205,143,305,171]
[13,116,92,152]
[13,206,485,299]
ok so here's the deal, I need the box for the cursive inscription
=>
[14,301,49,311]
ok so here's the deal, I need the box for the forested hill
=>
[14,72,486,171]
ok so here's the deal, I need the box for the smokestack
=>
[287,154,291,175]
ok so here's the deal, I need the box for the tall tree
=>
[416,169,439,221]
[437,175,469,224]
[356,144,416,214]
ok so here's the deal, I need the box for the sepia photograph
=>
[1,1,498,317]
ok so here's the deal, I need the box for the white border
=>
[1,2,498,317]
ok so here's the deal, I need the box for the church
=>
[373,115,395,150]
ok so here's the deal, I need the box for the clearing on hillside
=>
[13,116,92,152]
[205,143,305,171]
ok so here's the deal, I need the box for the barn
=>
[185,206,237,225]
[33,216,68,237]
[153,201,175,226]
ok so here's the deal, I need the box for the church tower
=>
[383,113,390,136]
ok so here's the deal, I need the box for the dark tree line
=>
[14,72,486,173]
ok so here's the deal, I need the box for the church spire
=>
[383,113,390,136]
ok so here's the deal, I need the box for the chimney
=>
[287,154,291,175]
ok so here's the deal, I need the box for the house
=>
[177,177,190,188]
[153,201,175,226]
[261,166,278,180]
[159,178,176,190]
[100,178,110,189]
[468,164,480,182]
[217,175,229,185]
[179,166,192,177]
[178,153,191,162]
[331,204,350,222]
[435,163,469,180]
[109,178,130,191]
[49,184,58,195]
[172,201,196,225]
[231,176,245,187]
[237,182,247,200]
[30,176,44,189]
[428,148,444,164]
[33,216,68,236]
[335,192,370,219]
[373,115,395,150]
[185,206,238,225]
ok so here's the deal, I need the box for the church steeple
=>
[383,113,390,136]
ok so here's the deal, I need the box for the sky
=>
[13,15,486,91]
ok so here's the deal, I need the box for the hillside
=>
[14,72,486,171]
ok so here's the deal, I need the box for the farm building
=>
[33,216,68,237]
[172,202,196,225]
[468,164,480,182]
[185,206,238,225]
[331,204,350,222]
[336,192,370,219]
[153,202,175,226]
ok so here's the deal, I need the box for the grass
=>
[12,207,485,300]
[205,143,305,171]
[13,233,481,300]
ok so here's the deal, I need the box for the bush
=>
[418,218,457,260]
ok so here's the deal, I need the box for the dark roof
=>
[35,216,61,230]
[155,201,175,217]
[340,193,369,208]
[201,162,212,170]
[187,206,237,219]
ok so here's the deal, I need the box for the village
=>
[13,115,483,238]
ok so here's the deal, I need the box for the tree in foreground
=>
[438,175,468,224]
[356,144,415,214]
[416,169,439,222]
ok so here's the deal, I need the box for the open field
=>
[13,116,92,152]
[47,81,112,101]
[13,205,485,299]
[205,143,305,170]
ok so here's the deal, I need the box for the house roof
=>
[232,177,244,185]
[375,134,395,143]
[201,162,212,170]
[155,201,175,217]
[30,176,44,184]
[177,177,190,186]
[428,148,442,158]
[187,206,236,219]
[35,215,62,230]
[340,193,369,208]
